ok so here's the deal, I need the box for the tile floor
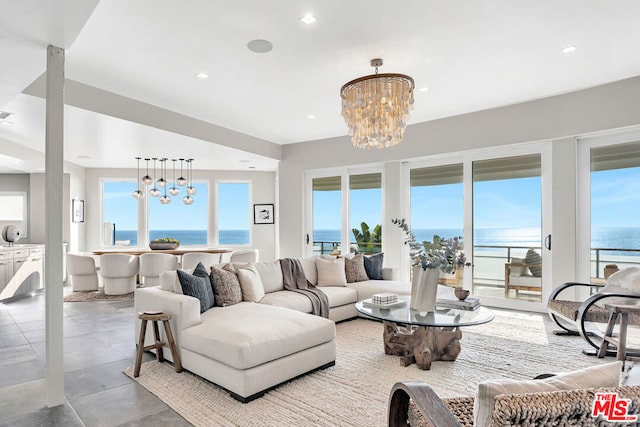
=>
[0,289,190,427]
[0,288,638,426]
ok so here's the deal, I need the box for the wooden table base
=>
[383,321,462,370]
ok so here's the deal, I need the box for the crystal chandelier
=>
[133,157,195,205]
[340,58,415,149]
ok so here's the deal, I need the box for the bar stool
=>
[134,311,182,377]
[597,303,640,369]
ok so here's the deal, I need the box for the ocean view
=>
[114,230,249,246]
[315,226,640,253]
[113,227,640,255]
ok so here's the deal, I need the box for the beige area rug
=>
[124,309,627,427]
[63,287,134,302]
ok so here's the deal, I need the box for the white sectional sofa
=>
[134,256,410,402]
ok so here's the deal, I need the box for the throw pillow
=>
[524,249,542,277]
[210,263,243,307]
[595,266,640,307]
[344,253,369,283]
[235,262,266,303]
[315,256,347,286]
[363,252,384,280]
[253,260,284,293]
[176,265,215,313]
[508,257,528,276]
[474,361,621,427]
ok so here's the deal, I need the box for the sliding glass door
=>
[585,141,640,279]
[306,168,383,257]
[472,154,543,302]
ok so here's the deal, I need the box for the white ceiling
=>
[1,0,640,172]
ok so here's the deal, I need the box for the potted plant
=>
[392,218,466,311]
[149,237,180,250]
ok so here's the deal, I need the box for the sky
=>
[312,167,640,231]
[104,165,640,235]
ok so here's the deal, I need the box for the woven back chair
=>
[547,281,640,353]
[389,381,640,426]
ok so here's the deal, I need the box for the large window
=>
[590,142,640,278]
[148,182,209,246]
[217,182,250,245]
[103,181,139,246]
[472,154,542,302]
[410,164,464,285]
[349,173,382,254]
[312,176,342,255]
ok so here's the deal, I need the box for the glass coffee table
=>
[355,296,494,370]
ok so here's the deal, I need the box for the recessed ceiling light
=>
[307,114,315,119]
[299,14,317,25]
[196,72,209,79]
[239,159,250,163]
[561,45,577,54]
[247,39,273,54]
[0,111,13,120]
[77,155,91,159]
[418,87,429,92]
[249,166,256,169]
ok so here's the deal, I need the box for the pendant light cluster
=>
[132,157,196,205]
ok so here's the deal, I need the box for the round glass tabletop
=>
[355,296,494,327]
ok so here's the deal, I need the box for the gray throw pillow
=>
[525,249,542,277]
[210,264,243,307]
[344,253,369,283]
[177,264,215,313]
[363,252,384,280]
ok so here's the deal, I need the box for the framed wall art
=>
[253,204,274,224]
[72,199,85,223]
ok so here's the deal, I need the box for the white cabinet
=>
[0,251,12,295]
[0,244,46,301]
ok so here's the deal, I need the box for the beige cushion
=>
[317,286,358,307]
[260,290,313,313]
[254,260,284,293]
[300,256,318,286]
[181,302,335,370]
[474,361,622,427]
[235,263,266,303]
[316,256,347,287]
[344,253,369,283]
[596,266,640,307]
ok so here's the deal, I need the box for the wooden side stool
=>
[597,303,640,369]
[134,311,182,377]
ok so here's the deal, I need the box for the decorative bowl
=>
[454,288,470,301]
[149,242,179,250]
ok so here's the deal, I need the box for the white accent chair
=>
[100,254,139,295]
[230,249,259,263]
[139,253,178,286]
[67,253,99,291]
[181,252,221,270]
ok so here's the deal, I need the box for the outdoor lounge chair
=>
[547,266,640,355]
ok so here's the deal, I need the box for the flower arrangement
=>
[392,218,466,273]
[150,237,180,244]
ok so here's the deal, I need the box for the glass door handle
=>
[545,234,551,250]
[306,234,310,244]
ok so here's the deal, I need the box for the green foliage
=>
[351,221,382,254]
[150,237,180,244]
[392,218,466,273]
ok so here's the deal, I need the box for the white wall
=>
[279,75,640,285]
[83,168,277,261]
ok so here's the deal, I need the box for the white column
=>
[45,45,65,407]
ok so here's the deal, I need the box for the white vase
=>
[410,265,440,312]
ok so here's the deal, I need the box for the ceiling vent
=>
[0,111,13,120]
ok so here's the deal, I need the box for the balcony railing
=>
[314,240,640,285]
